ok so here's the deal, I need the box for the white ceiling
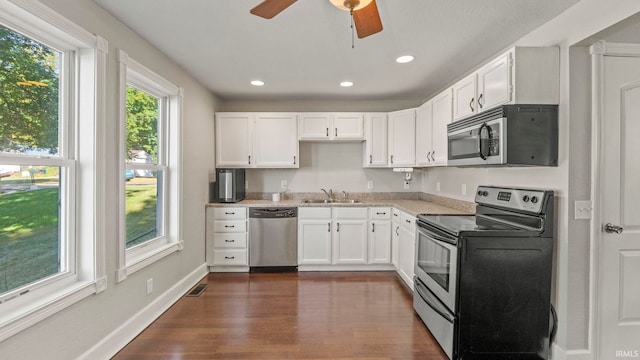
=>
[94,0,579,102]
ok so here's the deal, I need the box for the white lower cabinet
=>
[391,208,401,268]
[298,206,392,268]
[396,210,416,290]
[206,207,249,271]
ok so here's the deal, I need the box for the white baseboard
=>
[567,349,594,360]
[78,263,208,360]
[298,264,395,272]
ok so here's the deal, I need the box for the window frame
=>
[0,0,107,342]
[116,49,183,282]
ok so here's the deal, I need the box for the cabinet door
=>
[415,101,433,166]
[399,226,415,290]
[333,113,364,140]
[298,220,332,264]
[254,113,299,168]
[452,73,477,121]
[333,220,368,264]
[363,113,388,167]
[431,89,452,166]
[388,109,416,166]
[368,220,391,264]
[392,221,400,269]
[215,113,252,167]
[298,113,331,140]
[477,51,512,112]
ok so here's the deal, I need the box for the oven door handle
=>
[415,280,455,323]
[416,223,457,245]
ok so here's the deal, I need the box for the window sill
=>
[0,277,106,342]
[117,240,183,283]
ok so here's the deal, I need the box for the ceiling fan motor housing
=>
[330,0,373,11]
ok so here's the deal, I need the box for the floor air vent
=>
[186,284,208,297]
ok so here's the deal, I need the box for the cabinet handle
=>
[431,151,435,162]
[372,223,375,233]
[225,225,235,228]
[396,226,400,236]
[337,223,340,232]
[376,212,386,215]
[326,128,329,137]
[393,213,398,217]
[405,219,411,223]
[390,155,394,164]
[328,223,331,232]
[248,155,251,164]
[224,256,235,260]
[293,155,296,165]
[369,155,372,164]
[225,212,235,215]
[478,93,484,109]
[225,239,235,242]
[335,128,338,137]
[469,97,475,112]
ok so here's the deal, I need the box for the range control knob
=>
[482,191,489,197]
[531,196,538,204]
[522,195,530,202]
[477,190,484,197]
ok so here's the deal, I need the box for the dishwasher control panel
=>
[249,208,297,218]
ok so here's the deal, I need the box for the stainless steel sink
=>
[302,199,361,204]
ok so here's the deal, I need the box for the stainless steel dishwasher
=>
[248,207,297,272]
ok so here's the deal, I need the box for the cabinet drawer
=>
[213,220,246,233]
[333,207,367,219]
[212,207,246,220]
[400,212,416,230]
[299,207,331,219]
[213,233,247,248]
[212,249,248,266]
[369,207,391,220]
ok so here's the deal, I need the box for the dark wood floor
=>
[114,271,447,360]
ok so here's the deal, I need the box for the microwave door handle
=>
[478,123,492,160]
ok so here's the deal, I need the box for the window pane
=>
[125,170,163,248]
[0,165,60,295]
[126,85,159,164]
[0,25,61,155]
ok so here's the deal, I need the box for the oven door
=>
[415,223,458,312]
[447,118,505,166]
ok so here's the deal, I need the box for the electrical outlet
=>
[281,180,287,190]
[574,201,593,220]
[461,184,467,196]
[367,180,373,190]
[146,278,153,295]
[436,182,441,192]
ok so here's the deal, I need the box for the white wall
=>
[0,1,219,359]
[421,1,640,357]
[247,142,421,193]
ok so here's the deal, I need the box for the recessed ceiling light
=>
[396,55,415,64]
[340,81,354,87]
[250,80,264,86]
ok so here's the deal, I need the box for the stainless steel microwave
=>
[447,105,558,167]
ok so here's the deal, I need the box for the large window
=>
[117,50,182,281]
[0,1,106,341]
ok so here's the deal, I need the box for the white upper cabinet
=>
[452,47,559,122]
[452,73,477,121]
[431,88,452,166]
[253,113,299,168]
[415,101,433,167]
[215,113,252,167]
[215,112,299,168]
[388,108,416,167]
[298,113,364,140]
[363,113,388,167]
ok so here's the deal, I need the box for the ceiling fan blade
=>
[353,0,383,39]
[250,0,297,19]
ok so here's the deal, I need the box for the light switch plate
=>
[461,184,467,196]
[574,200,593,220]
[281,180,287,190]
[367,180,373,189]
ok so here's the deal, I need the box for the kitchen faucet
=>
[321,188,333,200]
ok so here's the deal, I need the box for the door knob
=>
[604,223,624,234]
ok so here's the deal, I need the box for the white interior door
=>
[597,52,640,358]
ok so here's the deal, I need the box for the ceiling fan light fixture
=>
[250,80,265,86]
[329,0,373,12]
[396,55,415,64]
[340,81,354,87]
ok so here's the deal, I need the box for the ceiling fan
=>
[250,0,383,39]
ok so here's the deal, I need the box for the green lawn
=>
[0,185,157,294]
